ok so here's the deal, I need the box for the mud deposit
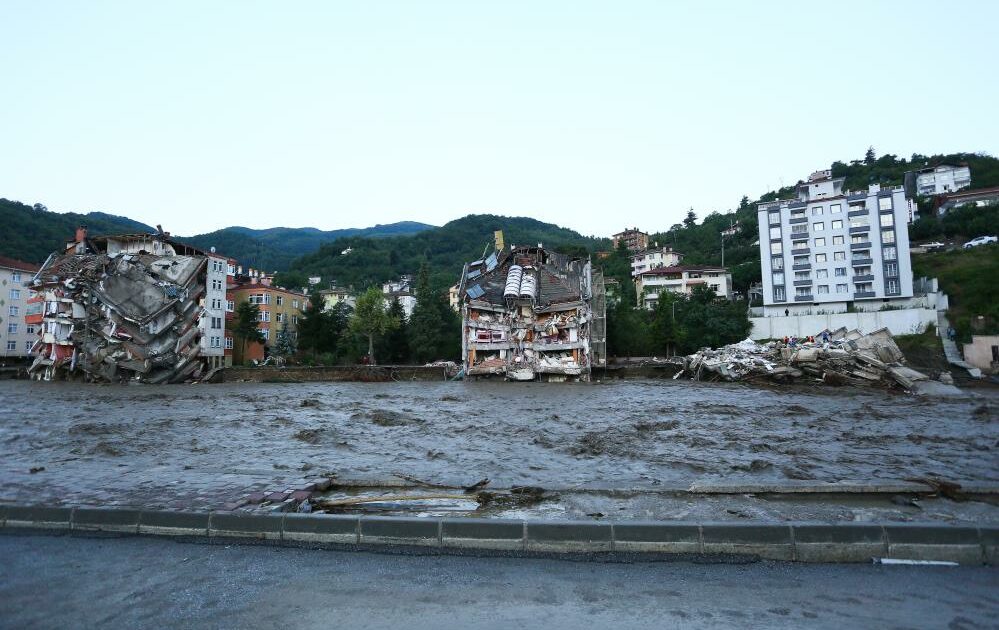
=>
[0,380,996,512]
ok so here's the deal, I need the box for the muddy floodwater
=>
[0,379,996,519]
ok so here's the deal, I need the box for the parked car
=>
[921,241,946,251]
[963,235,998,249]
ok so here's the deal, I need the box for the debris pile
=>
[679,327,935,391]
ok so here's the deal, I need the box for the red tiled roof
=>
[0,256,42,272]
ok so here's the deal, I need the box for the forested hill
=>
[177,222,434,271]
[278,214,609,291]
[0,199,156,263]
[0,197,433,268]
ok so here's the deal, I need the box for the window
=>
[770,242,783,255]
[224,337,233,350]
[854,266,871,276]
[275,312,285,323]
[211,317,222,329]
[878,197,893,211]
[768,211,780,225]
[292,299,299,309]
[816,269,828,279]
[880,214,894,227]
[292,315,299,325]
[791,210,805,221]
[791,224,807,235]
[836,284,848,293]
[851,235,868,244]
[26,325,36,335]
[771,256,784,270]
[795,287,811,297]
[276,296,284,306]
[814,237,825,247]
[7,323,17,334]
[886,279,900,294]
[5,341,14,352]
[817,285,829,294]
[794,271,810,281]
[812,206,823,216]
[211,298,222,310]
[815,253,827,263]
[882,230,895,243]
[25,341,33,351]
[829,204,841,214]
[883,246,897,260]
[774,287,785,302]
[792,241,808,252]
[769,226,781,239]
[793,255,808,266]
[849,219,869,229]
[258,311,270,322]
[812,222,825,232]
[11,272,21,282]
[9,289,20,300]
[8,306,18,316]
[261,329,269,340]
[226,300,234,312]
[885,262,898,277]
[248,294,269,305]
[772,271,784,285]
[227,264,236,275]
[831,220,843,229]
[835,267,847,277]
[833,235,844,245]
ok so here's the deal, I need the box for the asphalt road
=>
[0,533,996,629]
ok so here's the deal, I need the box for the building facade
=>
[318,286,356,312]
[199,251,235,369]
[905,163,971,197]
[634,265,733,309]
[611,228,649,253]
[630,247,684,277]
[757,170,914,316]
[229,282,309,363]
[0,257,40,359]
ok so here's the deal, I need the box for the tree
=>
[378,298,410,364]
[683,208,698,229]
[408,261,459,363]
[349,286,399,364]
[274,323,297,359]
[650,291,683,357]
[233,301,265,364]
[864,146,876,165]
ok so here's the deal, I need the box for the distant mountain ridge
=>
[0,197,434,269]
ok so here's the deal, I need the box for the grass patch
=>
[895,325,948,373]
[912,244,999,343]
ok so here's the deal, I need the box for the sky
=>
[2,1,997,238]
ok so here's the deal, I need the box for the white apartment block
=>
[199,251,229,369]
[630,247,684,277]
[0,258,38,359]
[635,265,733,309]
[757,170,914,316]
[910,163,971,196]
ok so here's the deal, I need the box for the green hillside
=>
[279,214,608,291]
[912,244,999,343]
[0,199,156,263]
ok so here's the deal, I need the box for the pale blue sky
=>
[2,1,996,237]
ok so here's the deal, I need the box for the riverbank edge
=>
[2,505,995,565]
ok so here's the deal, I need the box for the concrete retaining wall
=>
[222,365,449,383]
[1,505,994,564]
[750,308,938,340]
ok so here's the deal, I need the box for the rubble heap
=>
[29,232,209,384]
[679,327,934,390]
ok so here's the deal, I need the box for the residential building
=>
[456,245,606,382]
[936,185,999,215]
[630,247,684,278]
[318,286,356,311]
[757,170,914,316]
[962,335,999,374]
[611,227,649,253]
[382,275,416,318]
[0,257,41,359]
[904,163,971,197]
[634,265,733,309]
[200,249,236,370]
[448,284,460,312]
[229,281,309,364]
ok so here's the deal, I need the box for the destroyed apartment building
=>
[456,244,606,382]
[28,227,220,383]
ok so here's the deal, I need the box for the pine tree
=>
[233,301,265,365]
[864,146,876,165]
[683,208,698,228]
[378,298,410,363]
[275,323,297,358]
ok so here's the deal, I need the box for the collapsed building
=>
[456,245,606,382]
[29,228,218,383]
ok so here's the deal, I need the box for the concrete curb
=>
[0,505,995,565]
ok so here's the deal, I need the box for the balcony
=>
[792,263,811,270]
[879,206,895,214]
[848,208,868,218]
[794,295,814,302]
[790,232,809,242]
[853,274,875,282]
[793,279,812,287]
[851,257,873,266]
[850,242,872,250]
[790,246,810,255]
[849,225,870,234]
[789,216,808,224]
[853,291,876,299]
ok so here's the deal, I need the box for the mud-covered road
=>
[0,380,996,517]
